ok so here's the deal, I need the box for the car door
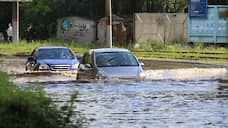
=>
[77,52,94,80]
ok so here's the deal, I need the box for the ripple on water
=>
[17,79,228,128]
[4,57,228,128]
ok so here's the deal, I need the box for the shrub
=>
[0,71,87,128]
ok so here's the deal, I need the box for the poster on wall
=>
[189,0,208,18]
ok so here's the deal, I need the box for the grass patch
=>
[0,40,106,56]
[133,43,228,53]
[0,40,227,64]
[0,71,88,128]
[132,43,228,64]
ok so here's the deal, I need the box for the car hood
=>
[37,59,78,65]
[97,66,142,79]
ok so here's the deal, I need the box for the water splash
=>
[145,68,228,81]
[1,57,228,83]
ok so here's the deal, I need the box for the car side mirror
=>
[28,56,34,61]
[77,56,83,60]
[79,64,92,71]
[85,64,92,68]
[140,63,144,66]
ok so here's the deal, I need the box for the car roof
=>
[37,46,69,49]
[88,48,130,54]
[36,46,70,50]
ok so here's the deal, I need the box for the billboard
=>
[189,0,208,18]
[0,0,32,1]
[188,5,228,43]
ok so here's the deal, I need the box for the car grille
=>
[50,65,71,71]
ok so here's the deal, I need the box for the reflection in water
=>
[217,79,228,99]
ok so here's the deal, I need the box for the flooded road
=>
[0,56,77,83]
[20,79,228,128]
[1,56,228,128]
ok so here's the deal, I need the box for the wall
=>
[57,17,96,44]
[57,14,188,45]
[134,13,188,44]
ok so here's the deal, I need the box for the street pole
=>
[106,0,112,48]
[17,0,19,43]
[12,1,19,43]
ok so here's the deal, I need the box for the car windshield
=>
[38,48,75,59]
[95,52,139,67]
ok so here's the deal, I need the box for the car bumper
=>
[38,64,78,71]
[39,68,78,71]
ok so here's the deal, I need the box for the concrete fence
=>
[56,14,188,45]
[57,17,96,44]
[134,13,188,44]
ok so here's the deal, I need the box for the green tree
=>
[21,0,58,39]
[18,0,191,40]
[208,0,228,5]
[0,71,88,128]
[0,3,12,34]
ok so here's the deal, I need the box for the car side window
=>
[82,53,88,64]
[82,53,93,67]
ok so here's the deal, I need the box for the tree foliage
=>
[0,3,12,33]
[208,0,228,5]
[19,0,189,39]
[0,71,88,128]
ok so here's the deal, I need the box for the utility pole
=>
[106,0,112,48]
[16,0,19,43]
[1,0,32,43]
[12,0,19,43]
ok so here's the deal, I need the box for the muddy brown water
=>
[1,56,228,128]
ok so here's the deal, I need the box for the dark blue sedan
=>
[25,47,80,71]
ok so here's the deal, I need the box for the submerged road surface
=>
[1,56,228,128]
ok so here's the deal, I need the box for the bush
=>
[0,71,87,128]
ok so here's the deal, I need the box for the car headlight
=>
[96,71,109,80]
[39,64,50,70]
[139,72,146,79]
[72,64,79,69]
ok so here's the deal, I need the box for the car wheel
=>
[25,63,33,71]
[76,73,80,80]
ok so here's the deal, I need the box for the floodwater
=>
[1,56,228,128]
